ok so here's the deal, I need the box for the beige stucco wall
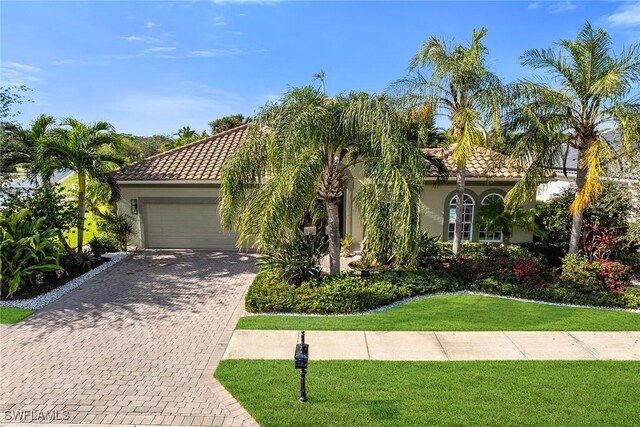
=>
[120,177,533,250]
[118,183,222,248]
[347,178,534,251]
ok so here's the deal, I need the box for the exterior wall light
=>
[131,199,138,215]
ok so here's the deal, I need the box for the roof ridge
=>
[115,123,250,172]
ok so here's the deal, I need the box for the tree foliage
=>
[504,22,640,253]
[209,114,248,135]
[219,82,426,272]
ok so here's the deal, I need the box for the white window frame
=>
[478,193,504,243]
[448,194,474,242]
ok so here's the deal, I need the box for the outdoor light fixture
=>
[294,330,309,403]
[130,199,138,215]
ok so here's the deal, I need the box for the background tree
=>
[219,82,426,274]
[390,28,504,254]
[504,22,640,253]
[209,114,248,135]
[115,133,172,162]
[32,119,124,250]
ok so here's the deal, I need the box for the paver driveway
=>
[0,250,258,426]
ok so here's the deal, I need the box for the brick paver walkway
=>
[0,250,258,426]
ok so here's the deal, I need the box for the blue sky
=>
[2,1,639,136]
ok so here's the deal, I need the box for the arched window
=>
[478,193,504,243]
[448,194,474,242]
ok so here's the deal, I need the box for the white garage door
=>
[144,202,238,249]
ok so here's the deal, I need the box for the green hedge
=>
[245,269,640,314]
[245,270,460,314]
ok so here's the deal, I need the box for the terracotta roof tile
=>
[423,146,525,179]
[113,124,249,181]
[115,127,524,182]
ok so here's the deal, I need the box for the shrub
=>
[1,184,76,249]
[416,231,452,268]
[257,231,329,286]
[0,209,64,298]
[245,269,460,314]
[97,208,133,251]
[93,233,120,252]
[560,254,631,295]
[340,234,353,256]
[535,182,634,263]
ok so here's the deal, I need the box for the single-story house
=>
[113,125,533,251]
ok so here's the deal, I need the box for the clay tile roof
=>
[422,146,526,179]
[113,124,249,181]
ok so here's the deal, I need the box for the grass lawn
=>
[237,294,640,331]
[216,360,640,427]
[0,306,34,324]
[59,173,99,248]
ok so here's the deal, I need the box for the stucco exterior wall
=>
[347,179,534,250]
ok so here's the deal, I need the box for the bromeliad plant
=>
[219,76,427,274]
[0,209,64,298]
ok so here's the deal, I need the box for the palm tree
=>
[475,197,542,244]
[1,114,55,179]
[504,23,640,253]
[32,119,124,250]
[219,80,426,274]
[175,126,197,140]
[389,28,504,254]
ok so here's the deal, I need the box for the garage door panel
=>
[144,203,238,249]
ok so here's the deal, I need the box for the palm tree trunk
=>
[452,166,466,254]
[77,173,86,251]
[326,200,341,275]
[568,151,587,254]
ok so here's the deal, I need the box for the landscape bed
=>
[216,360,640,427]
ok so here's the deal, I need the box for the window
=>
[478,193,504,243]
[448,194,474,242]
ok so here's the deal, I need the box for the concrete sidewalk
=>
[223,330,640,361]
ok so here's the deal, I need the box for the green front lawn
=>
[237,294,640,331]
[0,306,34,324]
[216,360,640,427]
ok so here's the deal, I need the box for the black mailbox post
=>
[294,331,309,402]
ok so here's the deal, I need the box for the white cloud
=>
[528,2,541,9]
[145,22,160,28]
[189,49,241,57]
[147,46,177,52]
[120,35,162,44]
[214,16,226,26]
[211,0,279,4]
[1,62,44,86]
[548,1,576,13]
[120,35,144,42]
[604,1,640,27]
[237,13,247,16]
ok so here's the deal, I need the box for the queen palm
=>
[389,28,504,254]
[505,23,640,253]
[32,119,124,250]
[219,80,426,274]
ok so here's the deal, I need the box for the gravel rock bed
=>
[0,252,130,310]
[242,290,640,317]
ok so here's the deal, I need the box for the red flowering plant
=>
[591,259,630,295]
[581,224,622,262]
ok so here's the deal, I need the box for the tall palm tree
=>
[389,28,504,254]
[32,119,124,250]
[505,23,640,253]
[175,126,197,140]
[219,81,426,274]
[1,114,55,179]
